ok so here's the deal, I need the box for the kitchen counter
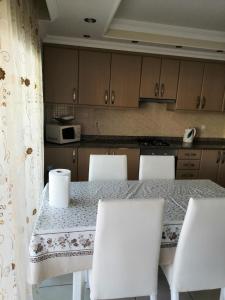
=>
[45,135,225,150]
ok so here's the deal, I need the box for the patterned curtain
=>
[0,0,43,299]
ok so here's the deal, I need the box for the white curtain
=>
[0,0,43,299]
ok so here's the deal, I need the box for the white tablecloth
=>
[28,179,225,284]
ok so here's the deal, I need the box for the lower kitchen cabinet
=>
[77,147,140,181]
[198,150,220,182]
[217,151,225,187]
[176,149,201,180]
[44,147,78,181]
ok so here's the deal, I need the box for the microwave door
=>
[62,127,75,140]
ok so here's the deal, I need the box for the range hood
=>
[139,97,176,104]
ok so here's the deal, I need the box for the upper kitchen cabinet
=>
[110,53,142,108]
[171,60,225,112]
[140,57,180,100]
[43,45,78,104]
[79,50,111,106]
[174,60,204,110]
[200,63,225,112]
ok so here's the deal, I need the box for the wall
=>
[75,103,225,137]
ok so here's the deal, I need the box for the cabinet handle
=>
[104,90,108,104]
[72,149,76,163]
[160,83,165,97]
[72,88,77,103]
[154,83,159,97]
[201,96,206,109]
[111,91,115,104]
[196,96,201,109]
[216,151,221,164]
[222,152,225,164]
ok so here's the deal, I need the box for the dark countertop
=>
[45,135,225,150]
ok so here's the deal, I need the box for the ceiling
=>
[39,0,225,60]
[116,0,225,31]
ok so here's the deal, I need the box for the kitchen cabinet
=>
[140,57,179,100]
[176,149,202,180]
[77,147,140,181]
[43,46,78,104]
[175,61,204,110]
[78,51,141,108]
[172,61,225,112]
[199,149,225,187]
[79,50,111,106]
[44,147,77,181]
[199,150,220,182]
[110,53,141,108]
[200,63,225,112]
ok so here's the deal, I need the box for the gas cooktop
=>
[138,138,170,147]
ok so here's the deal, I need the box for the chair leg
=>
[220,288,225,300]
[171,290,179,300]
[150,294,157,300]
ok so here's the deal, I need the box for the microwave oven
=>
[46,124,81,144]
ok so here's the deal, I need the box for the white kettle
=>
[183,128,196,144]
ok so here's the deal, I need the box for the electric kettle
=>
[183,128,196,144]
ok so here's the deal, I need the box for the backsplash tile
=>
[45,103,225,138]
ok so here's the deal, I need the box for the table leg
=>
[72,271,85,300]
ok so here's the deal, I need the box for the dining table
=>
[28,179,225,300]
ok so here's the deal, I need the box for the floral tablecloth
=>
[28,179,225,284]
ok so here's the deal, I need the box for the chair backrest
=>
[88,154,127,181]
[171,197,225,292]
[139,155,175,180]
[91,198,165,300]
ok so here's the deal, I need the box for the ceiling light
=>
[176,45,183,49]
[217,50,224,53]
[131,40,139,44]
[84,18,96,23]
[83,34,90,38]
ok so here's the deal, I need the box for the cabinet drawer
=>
[177,149,202,160]
[176,170,199,179]
[177,159,200,170]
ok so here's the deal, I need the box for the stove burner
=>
[139,138,170,147]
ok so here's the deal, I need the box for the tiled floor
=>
[33,269,220,300]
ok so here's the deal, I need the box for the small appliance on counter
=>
[46,115,81,144]
[183,128,196,146]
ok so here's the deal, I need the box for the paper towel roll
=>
[49,169,71,208]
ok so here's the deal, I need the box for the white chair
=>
[160,197,225,300]
[88,154,127,181]
[139,155,175,180]
[90,198,165,300]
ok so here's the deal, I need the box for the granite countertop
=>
[45,135,225,150]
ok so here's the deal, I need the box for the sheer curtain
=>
[0,0,43,299]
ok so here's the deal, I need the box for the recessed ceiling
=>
[115,0,225,31]
[40,0,225,60]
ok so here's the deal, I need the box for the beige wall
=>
[75,103,225,138]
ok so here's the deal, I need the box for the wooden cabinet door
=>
[140,57,161,98]
[110,53,141,108]
[201,63,225,112]
[199,150,220,182]
[160,59,180,99]
[43,46,78,103]
[44,147,77,181]
[77,147,109,181]
[79,50,111,106]
[217,151,225,187]
[176,61,204,110]
[113,148,140,180]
